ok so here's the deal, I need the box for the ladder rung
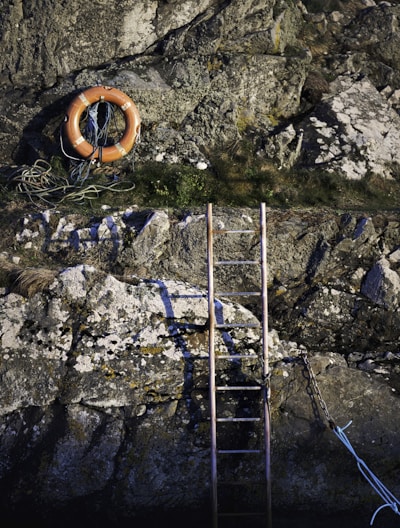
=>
[212,229,257,234]
[215,291,260,297]
[216,417,261,422]
[217,449,262,454]
[218,512,267,517]
[215,260,258,265]
[216,354,258,359]
[216,385,261,391]
[218,480,267,486]
[215,323,260,328]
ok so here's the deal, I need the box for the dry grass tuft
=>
[0,258,58,297]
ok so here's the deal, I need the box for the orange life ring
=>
[64,86,141,162]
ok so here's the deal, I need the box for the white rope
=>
[84,101,114,156]
[333,421,400,525]
[301,352,400,525]
[4,97,137,205]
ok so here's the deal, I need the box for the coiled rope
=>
[300,351,400,526]
[4,101,137,207]
[3,159,135,207]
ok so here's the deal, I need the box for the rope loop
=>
[333,422,400,526]
[301,351,400,525]
[4,158,135,207]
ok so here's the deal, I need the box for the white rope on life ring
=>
[64,86,141,163]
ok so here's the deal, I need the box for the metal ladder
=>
[207,203,272,528]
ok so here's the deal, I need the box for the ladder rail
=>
[207,203,218,528]
[260,202,272,528]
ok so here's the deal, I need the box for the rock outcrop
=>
[1,264,400,525]
[2,0,400,524]
[274,74,400,178]
[9,206,400,364]
[2,1,400,180]
[1,206,400,524]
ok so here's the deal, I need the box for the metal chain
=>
[301,353,400,525]
[300,351,336,429]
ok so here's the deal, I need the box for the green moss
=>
[236,108,256,134]
[127,162,221,208]
[266,114,280,127]
[140,345,164,355]
[2,140,400,218]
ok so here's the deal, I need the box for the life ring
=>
[64,86,141,162]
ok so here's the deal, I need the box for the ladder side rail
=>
[260,202,272,528]
[207,203,218,528]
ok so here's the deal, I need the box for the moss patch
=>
[1,147,400,234]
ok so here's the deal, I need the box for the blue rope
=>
[68,101,115,184]
[333,421,400,525]
[84,101,114,149]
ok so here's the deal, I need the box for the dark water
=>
[1,512,400,528]
[2,507,399,527]
[272,509,398,528]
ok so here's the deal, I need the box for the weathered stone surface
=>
[4,0,400,181]
[361,257,400,308]
[0,265,282,521]
[341,3,400,88]
[3,0,400,522]
[2,208,400,523]
[0,0,308,166]
[271,351,400,511]
[0,0,221,89]
[296,75,400,179]
[8,206,400,360]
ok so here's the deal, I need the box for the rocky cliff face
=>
[2,0,400,525]
[2,0,400,180]
[1,206,400,525]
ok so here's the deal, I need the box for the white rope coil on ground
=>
[3,159,135,207]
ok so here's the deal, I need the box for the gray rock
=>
[2,208,400,521]
[361,257,400,308]
[3,0,400,520]
[9,207,400,358]
[2,0,400,181]
[298,75,400,179]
